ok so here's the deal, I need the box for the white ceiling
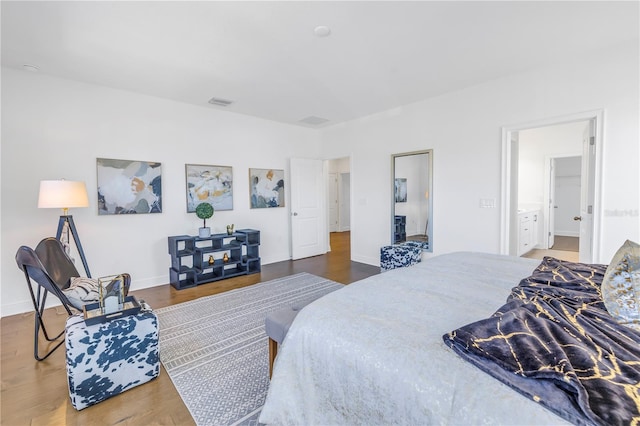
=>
[2,1,638,128]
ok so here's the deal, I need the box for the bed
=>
[259,251,640,425]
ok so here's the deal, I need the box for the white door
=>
[290,158,327,260]
[579,122,595,262]
[548,158,556,249]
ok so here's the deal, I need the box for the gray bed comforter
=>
[260,252,571,425]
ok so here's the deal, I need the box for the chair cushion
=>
[265,308,299,344]
[602,240,640,330]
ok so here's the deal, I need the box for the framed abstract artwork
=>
[185,164,233,212]
[395,178,407,203]
[249,168,285,208]
[97,158,162,215]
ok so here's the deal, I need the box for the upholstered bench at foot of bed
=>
[265,306,301,378]
[65,311,160,410]
[380,243,423,272]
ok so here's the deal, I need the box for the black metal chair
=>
[15,237,130,361]
[16,238,79,361]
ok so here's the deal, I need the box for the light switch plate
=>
[479,198,496,208]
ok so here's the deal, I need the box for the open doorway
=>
[289,156,350,260]
[501,111,602,263]
[549,156,582,250]
[326,157,351,254]
[522,154,582,262]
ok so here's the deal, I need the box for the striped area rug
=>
[155,273,343,426]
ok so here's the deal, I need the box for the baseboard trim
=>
[351,254,378,267]
[555,232,579,238]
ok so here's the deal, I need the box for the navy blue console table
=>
[168,229,260,289]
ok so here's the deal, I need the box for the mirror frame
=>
[391,149,433,251]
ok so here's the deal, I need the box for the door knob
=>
[292,212,298,216]
[573,216,582,221]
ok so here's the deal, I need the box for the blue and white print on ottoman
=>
[65,311,160,410]
[380,243,423,272]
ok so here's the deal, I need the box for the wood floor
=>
[522,236,580,263]
[1,231,378,426]
[550,236,579,252]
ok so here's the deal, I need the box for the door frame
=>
[547,157,557,250]
[500,110,604,263]
[328,172,339,233]
[338,172,351,232]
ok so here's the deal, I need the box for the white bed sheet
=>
[259,252,571,425]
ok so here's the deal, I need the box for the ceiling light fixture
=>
[300,116,330,126]
[208,97,234,107]
[313,25,331,38]
[22,64,40,72]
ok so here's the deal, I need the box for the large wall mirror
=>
[391,150,433,251]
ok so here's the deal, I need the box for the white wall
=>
[320,42,639,266]
[1,69,320,316]
[518,122,586,206]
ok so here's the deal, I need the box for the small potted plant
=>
[196,202,214,238]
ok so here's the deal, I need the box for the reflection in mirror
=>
[392,150,433,252]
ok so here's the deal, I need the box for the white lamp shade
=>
[38,180,89,209]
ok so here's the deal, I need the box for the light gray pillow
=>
[62,277,100,310]
[601,240,640,331]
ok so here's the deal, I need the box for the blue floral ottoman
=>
[65,311,160,410]
[380,243,423,272]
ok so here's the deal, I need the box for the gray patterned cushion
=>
[602,240,640,330]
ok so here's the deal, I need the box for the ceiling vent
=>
[299,116,329,126]
[208,97,234,107]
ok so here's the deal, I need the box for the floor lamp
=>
[38,180,92,278]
